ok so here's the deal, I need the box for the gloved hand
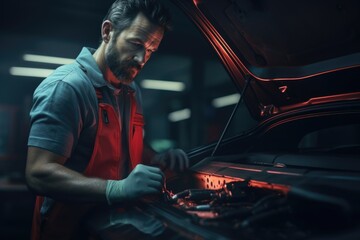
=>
[105,164,164,205]
[151,149,189,172]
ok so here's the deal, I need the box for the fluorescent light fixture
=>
[9,67,54,78]
[150,139,175,152]
[23,54,75,65]
[212,93,240,108]
[141,79,185,91]
[168,108,191,122]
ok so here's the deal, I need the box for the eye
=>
[129,41,143,49]
[129,40,156,54]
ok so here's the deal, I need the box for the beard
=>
[105,41,141,85]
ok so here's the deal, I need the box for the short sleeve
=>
[28,80,83,158]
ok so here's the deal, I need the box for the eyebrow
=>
[129,37,159,52]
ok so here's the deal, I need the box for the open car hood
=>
[171,0,360,119]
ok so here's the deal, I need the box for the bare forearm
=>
[26,147,108,203]
[27,162,107,202]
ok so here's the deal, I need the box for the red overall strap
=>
[84,102,122,179]
[128,91,145,169]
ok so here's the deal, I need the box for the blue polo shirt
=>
[28,47,143,172]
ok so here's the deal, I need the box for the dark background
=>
[0,0,240,239]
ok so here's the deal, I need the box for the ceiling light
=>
[9,67,54,78]
[168,108,191,122]
[23,54,75,65]
[141,79,185,91]
[212,93,240,108]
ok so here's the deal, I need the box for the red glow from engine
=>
[229,166,262,172]
[266,170,302,176]
[194,174,290,194]
[250,180,289,193]
[212,162,262,172]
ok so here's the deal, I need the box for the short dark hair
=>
[103,0,172,36]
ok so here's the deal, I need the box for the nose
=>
[133,54,144,66]
[133,49,150,67]
[133,50,145,66]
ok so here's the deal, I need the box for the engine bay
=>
[159,156,360,240]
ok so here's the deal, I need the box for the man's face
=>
[105,12,164,85]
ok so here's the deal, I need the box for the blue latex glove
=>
[151,149,189,172]
[106,164,164,205]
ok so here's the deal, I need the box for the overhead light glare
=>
[168,108,191,122]
[9,67,54,78]
[23,54,74,65]
[212,93,240,108]
[141,79,185,91]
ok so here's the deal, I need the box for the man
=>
[25,0,189,239]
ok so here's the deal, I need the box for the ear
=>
[101,20,113,43]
